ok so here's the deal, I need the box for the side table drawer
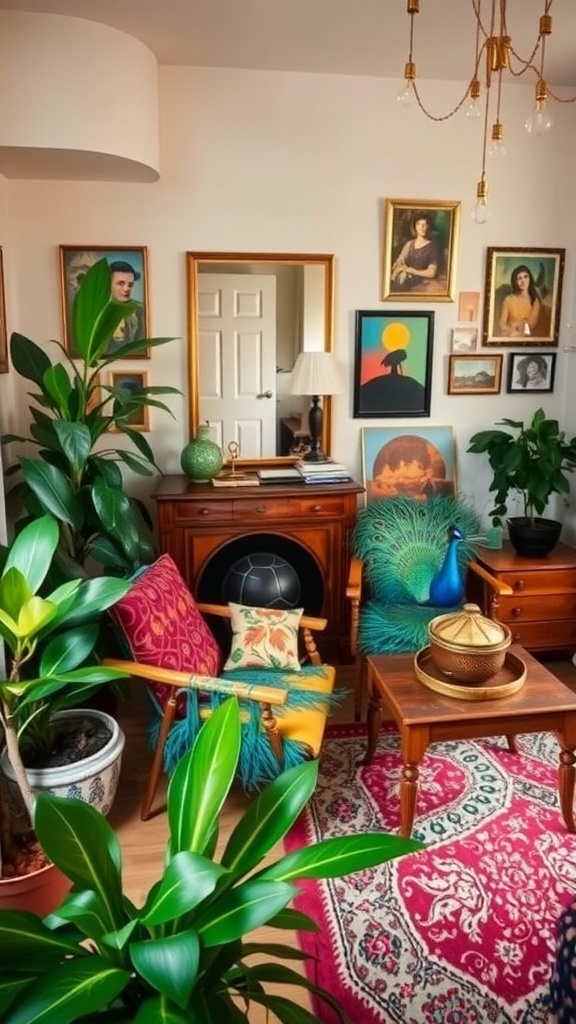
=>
[507,620,576,649]
[232,498,289,519]
[497,568,576,595]
[498,594,576,623]
[174,500,234,523]
[288,495,346,517]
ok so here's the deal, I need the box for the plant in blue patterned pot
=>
[181,421,224,482]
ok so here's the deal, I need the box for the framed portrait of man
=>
[382,199,460,302]
[59,246,150,357]
[482,247,565,347]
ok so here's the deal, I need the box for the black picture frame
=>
[353,310,434,418]
[506,352,556,394]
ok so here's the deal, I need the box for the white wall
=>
[1,65,576,535]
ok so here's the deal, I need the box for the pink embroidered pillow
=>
[223,603,303,672]
[111,554,222,714]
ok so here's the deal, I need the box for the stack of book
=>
[295,459,351,484]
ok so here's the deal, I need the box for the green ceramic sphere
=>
[181,424,223,482]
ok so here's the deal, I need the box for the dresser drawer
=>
[498,593,576,623]
[506,619,576,650]
[288,495,346,517]
[232,498,289,519]
[496,568,576,595]
[174,500,234,523]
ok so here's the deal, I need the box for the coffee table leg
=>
[359,663,381,766]
[399,728,428,838]
[558,747,576,833]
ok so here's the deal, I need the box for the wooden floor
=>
[108,652,576,1019]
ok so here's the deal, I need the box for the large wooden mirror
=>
[186,252,335,465]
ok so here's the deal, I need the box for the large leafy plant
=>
[3,259,179,576]
[468,407,576,527]
[0,698,420,1023]
[0,514,129,876]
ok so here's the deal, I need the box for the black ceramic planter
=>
[507,517,562,558]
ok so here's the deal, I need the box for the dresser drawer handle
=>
[513,631,522,641]
[312,504,323,512]
[512,607,522,618]
[255,505,266,514]
[199,507,211,516]
[513,579,525,591]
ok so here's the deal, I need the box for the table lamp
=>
[290,351,346,462]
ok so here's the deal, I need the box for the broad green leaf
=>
[117,450,154,475]
[0,566,33,621]
[196,879,296,946]
[133,997,192,1024]
[43,889,113,942]
[91,457,123,487]
[9,332,52,385]
[86,534,131,572]
[17,595,58,639]
[130,930,200,1009]
[71,259,114,361]
[52,421,92,478]
[97,335,176,365]
[0,909,81,962]
[122,428,156,464]
[62,576,131,626]
[91,479,131,534]
[0,958,130,1024]
[260,832,422,882]
[240,941,309,961]
[244,962,353,1022]
[140,852,226,926]
[42,364,72,418]
[222,760,317,878]
[19,459,84,531]
[34,795,124,931]
[245,992,327,1024]
[267,908,320,932]
[3,515,59,592]
[168,699,240,856]
[38,624,99,675]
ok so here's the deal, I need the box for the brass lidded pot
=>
[428,603,512,684]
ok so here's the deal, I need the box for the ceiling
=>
[1,0,575,86]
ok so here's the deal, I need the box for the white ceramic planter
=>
[1,709,125,817]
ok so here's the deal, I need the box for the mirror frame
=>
[186,251,335,467]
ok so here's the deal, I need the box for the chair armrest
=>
[102,658,288,706]
[468,561,514,596]
[346,557,363,602]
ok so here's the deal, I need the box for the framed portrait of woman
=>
[382,199,460,302]
[482,247,565,347]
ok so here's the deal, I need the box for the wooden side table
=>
[471,541,576,653]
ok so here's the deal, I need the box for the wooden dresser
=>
[473,540,576,653]
[154,475,364,657]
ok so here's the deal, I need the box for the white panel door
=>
[198,273,277,458]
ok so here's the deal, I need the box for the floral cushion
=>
[110,554,222,715]
[223,603,303,672]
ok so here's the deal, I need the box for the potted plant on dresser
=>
[0,515,129,915]
[468,407,576,557]
[0,698,420,1023]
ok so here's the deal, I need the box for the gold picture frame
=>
[482,246,565,347]
[109,371,150,432]
[382,198,460,302]
[59,245,150,358]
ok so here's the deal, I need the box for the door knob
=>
[256,390,273,399]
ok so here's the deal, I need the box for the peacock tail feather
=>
[353,495,481,605]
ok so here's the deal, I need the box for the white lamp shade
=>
[290,351,346,396]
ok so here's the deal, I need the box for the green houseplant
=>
[0,514,129,886]
[3,258,179,577]
[0,698,421,1024]
[468,408,576,556]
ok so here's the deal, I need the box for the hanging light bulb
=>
[397,60,416,108]
[465,78,481,119]
[488,120,506,158]
[471,178,491,225]
[525,80,554,133]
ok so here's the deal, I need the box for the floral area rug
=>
[284,723,576,1024]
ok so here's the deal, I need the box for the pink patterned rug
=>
[284,723,576,1024]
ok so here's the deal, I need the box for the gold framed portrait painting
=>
[482,247,565,346]
[382,199,460,302]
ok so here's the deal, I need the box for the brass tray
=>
[414,646,527,701]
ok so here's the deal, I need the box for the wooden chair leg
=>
[261,702,284,767]
[141,694,178,821]
[354,654,366,722]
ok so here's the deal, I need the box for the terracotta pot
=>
[0,859,71,915]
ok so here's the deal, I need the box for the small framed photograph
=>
[458,291,480,322]
[353,310,434,418]
[0,247,7,373]
[451,327,478,353]
[507,352,556,394]
[361,425,456,505]
[59,246,149,358]
[448,354,503,395]
[109,371,150,431]
[382,198,460,302]
[482,247,565,346]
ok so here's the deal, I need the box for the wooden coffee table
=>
[363,646,576,837]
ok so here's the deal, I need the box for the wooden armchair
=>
[106,557,337,820]
[346,497,513,719]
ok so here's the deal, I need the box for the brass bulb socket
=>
[404,61,416,81]
[536,78,549,103]
[407,0,420,13]
[491,121,504,141]
[539,14,552,35]
[469,78,481,100]
[476,179,488,201]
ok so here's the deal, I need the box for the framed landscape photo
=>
[60,246,149,358]
[482,246,564,346]
[448,354,502,395]
[361,425,456,505]
[109,371,150,431]
[382,198,460,302]
[353,310,434,418]
[451,327,478,353]
[0,247,7,373]
[507,351,556,394]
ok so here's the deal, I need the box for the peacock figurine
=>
[428,524,465,607]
